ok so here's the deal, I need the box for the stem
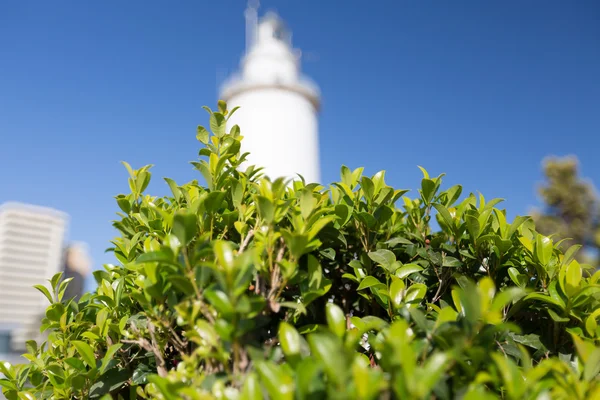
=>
[239,229,255,253]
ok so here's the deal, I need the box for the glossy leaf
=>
[72,341,96,368]
[357,276,384,291]
[367,249,396,271]
[325,303,346,338]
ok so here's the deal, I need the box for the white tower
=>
[220,3,321,184]
[0,202,68,351]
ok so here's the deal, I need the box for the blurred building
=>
[220,2,322,184]
[61,242,92,301]
[0,202,67,352]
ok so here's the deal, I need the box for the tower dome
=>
[220,5,321,183]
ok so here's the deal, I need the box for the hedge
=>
[1,101,600,399]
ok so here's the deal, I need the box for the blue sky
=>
[1,1,599,292]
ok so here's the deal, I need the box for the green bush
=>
[2,101,600,399]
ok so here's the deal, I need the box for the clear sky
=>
[1,1,599,292]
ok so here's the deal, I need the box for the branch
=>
[166,325,188,355]
[267,241,286,312]
[239,229,255,253]
[122,322,168,377]
[148,323,168,377]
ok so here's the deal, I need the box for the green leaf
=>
[509,333,545,351]
[547,308,569,323]
[0,362,14,379]
[283,231,309,260]
[196,125,209,144]
[507,267,526,288]
[33,284,53,304]
[421,178,436,204]
[137,249,175,264]
[433,203,455,232]
[563,244,582,266]
[299,189,315,219]
[99,344,122,375]
[89,368,132,398]
[256,361,294,400]
[307,332,347,385]
[121,161,135,180]
[507,215,529,239]
[523,293,565,310]
[491,287,525,312]
[444,184,463,206]
[361,177,375,202]
[256,196,274,224]
[386,237,413,247]
[390,279,406,309]
[214,240,235,272]
[279,322,302,358]
[204,191,225,214]
[0,379,17,392]
[167,276,195,296]
[325,303,346,338]
[405,283,427,308]
[209,112,226,137]
[519,236,533,253]
[164,178,181,202]
[535,235,553,266]
[584,348,600,382]
[395,263,423,279]
[466,215,480,239]
[367,249,396,271]
[357,276,384,291]
[585,309,600,337]
[228,107,241,121]
[295,358,324,400]
[194,320,219,346]
[565,259,582,295]
[340,165,352,186]
[341,273,360,282]
[240,373,262,400]
[356,212,376,229]
[217,100,227,114]
[334,204,352,227]
[442,256,461,267]
[72,341,97,368]
[307,216,336,241]
[172,211,197,245]
[204,289,235,317]
[25,340,37,356]
[417,352,449,398]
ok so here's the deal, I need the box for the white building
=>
[220,3,321,184]
[0,202,68,351]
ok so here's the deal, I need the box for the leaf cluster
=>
[2,101,600,400]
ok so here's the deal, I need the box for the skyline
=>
[1,1,599,293]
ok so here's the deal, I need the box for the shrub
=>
[2,101,600,399]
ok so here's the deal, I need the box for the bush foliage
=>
[2,101,600,399]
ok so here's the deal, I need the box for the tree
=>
[533,155,600,262]
[1,102,600,399]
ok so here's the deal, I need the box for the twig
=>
[148,323,168,377]
[266,242,286,312]
[496,340,508,358]
[122,322,168,377]
[167,325,188,355]
[432,280,444,304]
[431,265,444,303]
[239,229,255,253]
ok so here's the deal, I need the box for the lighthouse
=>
[220,2,321,184]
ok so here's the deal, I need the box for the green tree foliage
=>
[533,156,600,261]
[2,102,600,399]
